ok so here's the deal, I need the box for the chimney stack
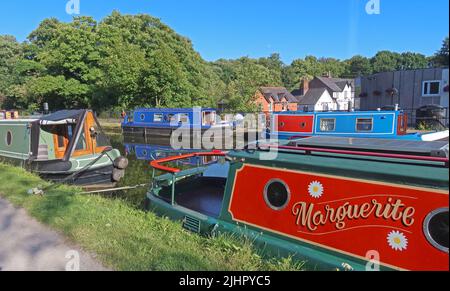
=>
[301,78,310,96]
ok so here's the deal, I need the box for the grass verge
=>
[0,163,304,271]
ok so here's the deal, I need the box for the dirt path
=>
[0,197,109,271]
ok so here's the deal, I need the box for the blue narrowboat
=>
[122,108,231,138]
[269,110,449,141]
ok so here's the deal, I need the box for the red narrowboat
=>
[146,137,449,271]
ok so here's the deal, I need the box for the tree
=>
[213,57,282,112]
[432,37,449,67]
[0,35,22,107]
[371,51,401,73]
[346,55,372,77]
[398,52,428,70]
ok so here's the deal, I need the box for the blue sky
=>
[0,0,448,64]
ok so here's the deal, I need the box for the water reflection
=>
[110,134,226,208]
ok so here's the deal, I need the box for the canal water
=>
[106,126,230,209]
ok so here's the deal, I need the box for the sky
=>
[0,0,448,64]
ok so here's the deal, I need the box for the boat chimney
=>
[348,101,354,112]
[43,103,49,115]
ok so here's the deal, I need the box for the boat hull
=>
[38,164,116,186]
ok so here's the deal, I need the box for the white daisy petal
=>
[308,181,324,199]
[387,231,408,251]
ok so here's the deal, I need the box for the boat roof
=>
[40,110,86,122]
[134,108,217,113]
[286,137,449,158]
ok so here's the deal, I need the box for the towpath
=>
[0,197,109,271]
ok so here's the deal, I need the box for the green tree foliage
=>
[346,55,372,77]
[1,12,225,112]
[371,51,401,73]
[398,52,428,70]
[432,37,449,67]
[0,13,447,112]
[0,35,22,106]
[213,57,282,112]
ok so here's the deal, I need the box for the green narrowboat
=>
[0,110,128,186]
[146,137,449,271]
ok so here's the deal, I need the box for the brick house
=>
[254,87,298,114]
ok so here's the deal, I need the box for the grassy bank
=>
[0,163,304,271]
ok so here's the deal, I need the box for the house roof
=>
[259,87,298,103]
[315,77,354,93]
[297,88,327,105]
[291,89,303,98]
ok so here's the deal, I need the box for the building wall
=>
[360,68,448,124]
[254,91,298,113]
[300,91,334,112]
[334,84,355,111]
[442,69,449,109]
[255,91,271,113]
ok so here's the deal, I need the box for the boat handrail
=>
[149,150,226,173]
[260,145,449,166]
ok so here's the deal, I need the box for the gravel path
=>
[0,197,109,271]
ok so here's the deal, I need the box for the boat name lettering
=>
[292,198,415,231]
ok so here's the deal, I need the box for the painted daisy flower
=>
[308,181,324,199]
[387,231,408,251]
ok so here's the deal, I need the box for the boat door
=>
[74,111,110,156]
[397,112,408,135]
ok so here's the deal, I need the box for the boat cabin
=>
[122,108,221,131]
[269,110,447,141]
[146,137,449,271]
[0,110,127,186]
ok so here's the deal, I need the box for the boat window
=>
[154,114,163,123]
[202,111,216,126]
[140,114,146,121]
[57,133,65,149]
[264,179,290,211]
[180,114,189,124]
[320,118,336,132]
[5,131,12,146]
[166,114,176,123]
[356,118,373,132]
[424,208,449,252]
[75,130,87,151]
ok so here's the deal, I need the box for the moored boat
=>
[0,110,128,186]
[122,107,231,138]
[121,108,265,149]
[146,137,449,271]
[269,110,449,141]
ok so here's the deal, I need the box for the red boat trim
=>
[150,150,226,173]
[261,145,449,164]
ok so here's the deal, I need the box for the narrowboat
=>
[0,110,128,186]
[146,137,449,271]
[122,108,266,149]
[122,108,232,138]
[269,110,449,141]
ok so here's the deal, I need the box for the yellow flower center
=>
[394,237,401,245]
[313,186,319,193]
